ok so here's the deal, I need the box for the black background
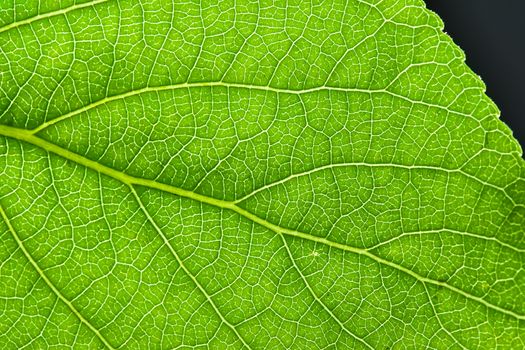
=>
[425,0,525,149]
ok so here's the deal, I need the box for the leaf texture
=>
[0,0,524,349]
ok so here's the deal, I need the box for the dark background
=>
[425,0,525,149]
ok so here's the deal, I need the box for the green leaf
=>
[0,0,524,348]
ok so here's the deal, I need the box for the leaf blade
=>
[1,0,524,348]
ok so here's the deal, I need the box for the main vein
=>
[1,124,523,321]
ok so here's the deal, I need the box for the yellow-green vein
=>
[0,125,523,321]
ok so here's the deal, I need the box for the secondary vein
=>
[0,205,116,350]
[30,80,480,134]
[129,186,253,350]
[0,0,109,35]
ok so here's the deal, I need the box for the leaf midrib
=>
[1,124,523,321]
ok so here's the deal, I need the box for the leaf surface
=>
[0,0,524,349]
